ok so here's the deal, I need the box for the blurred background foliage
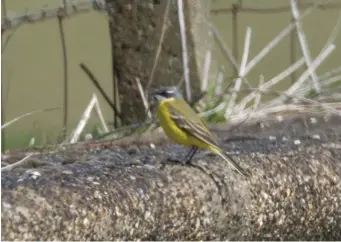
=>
[1,0,340,150]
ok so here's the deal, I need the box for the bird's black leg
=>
[182,146,198,164]
[166,146,198,165]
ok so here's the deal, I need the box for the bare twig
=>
[239,64,341,114]
[210,23,253,88]
[215,71,224,96]
[290,0,320,93]
[94,100,109,133]
[250,87,341,116]
[319,66,341,83]
[69,94,106,143]
[232,4,239,76]
[253,75,264,110]
[237,57,305,112]
[222,82,341,124]
[201,50,212,92]
[244,1,320,75]
[297,75,341,97]
[322,10,341,51]
[145,0,171,93]
[136,78,152,119]
[108,20,120,127]
[79,62,122,121]
[63,0,68,16]
[1,107,60,129]
[199,102,226,118]
[58,15,69,140]
[239,27,251,78]
[294,10,341,95]
[260,103,340,115]
[225,27,251,117]
[321,75,341,87]
[218,0,325,117]
[210,23,238,71]
[1,0,107,32]
[2,0,7,20]
[290,12,297,84]
[1,153,34,171]
[272,44,336,105]
[98,120,154,140]
[177,0,191,102]
[1,27,19,54]
[28,137,36,147]
[230,102,341,124]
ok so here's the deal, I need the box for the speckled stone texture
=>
[1,113,341,240]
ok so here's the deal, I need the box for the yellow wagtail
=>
[152,86,248,177]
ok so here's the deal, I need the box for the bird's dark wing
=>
[166,99,220,148]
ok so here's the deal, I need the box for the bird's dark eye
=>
[161,90,170,96]
[154,88,176,98]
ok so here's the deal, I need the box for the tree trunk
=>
[106,0,208,124]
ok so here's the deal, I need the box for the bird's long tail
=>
[212,147,249,177]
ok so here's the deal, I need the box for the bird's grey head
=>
[152,86,183,102]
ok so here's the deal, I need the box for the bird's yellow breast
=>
[157,98,210,150]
